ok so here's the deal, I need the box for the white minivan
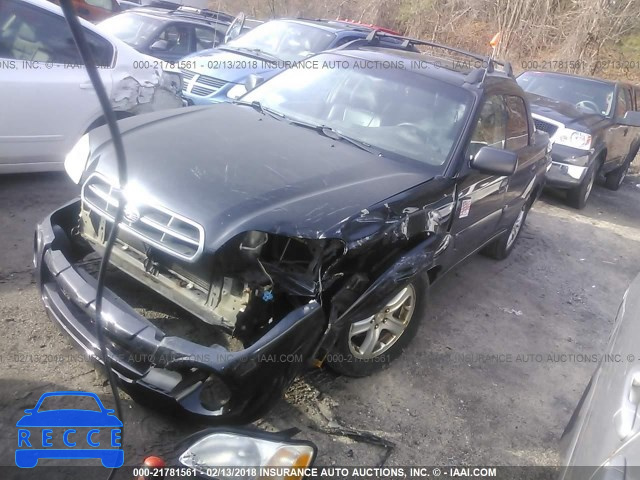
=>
[0,0,184,174]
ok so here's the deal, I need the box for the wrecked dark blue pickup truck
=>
[35,34,550,422]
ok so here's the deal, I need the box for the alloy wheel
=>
[348,284,417,359]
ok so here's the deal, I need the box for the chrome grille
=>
[181,69,196,81]
[181,70,227,97]
[81,174,204,262]
[534,119,558,137]
[197,74,226,89]
[191,85,215,96]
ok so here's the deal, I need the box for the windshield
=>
[517,72,615,115]
[242,54,472,169]
[225,21,335,62]
[99,13,163,48]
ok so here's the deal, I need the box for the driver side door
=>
[606,85,635,171]
[450,95,509,259]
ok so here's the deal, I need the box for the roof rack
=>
[171,6,234,24]
[295,17,402,35]
[360,30,514,82]
[294,17,372,31]
[337,18,401,35]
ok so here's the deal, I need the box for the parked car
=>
[517,71,640,208]
[0,0,184,174]
[48,0,121,22]
[35,33,550,421]
[180,18,406,105]
[99,6,235,62]
[559,272,640,477]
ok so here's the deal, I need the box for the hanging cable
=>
[58,2,128,478]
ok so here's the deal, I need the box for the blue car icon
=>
[16,391,123,468]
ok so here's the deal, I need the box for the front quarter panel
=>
[335,177,456,324]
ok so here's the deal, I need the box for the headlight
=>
[554,128,592,150]
[227,83,247,99]
[64,134,91,184]
[179,431,316,480]
[160,70,182,94]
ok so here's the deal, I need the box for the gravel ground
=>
[1,171,639,477]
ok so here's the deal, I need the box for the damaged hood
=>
[85,104,436,251]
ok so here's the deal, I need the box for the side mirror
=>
[150,39,169,52]
[471,146,518,176]
[618,111,640,127]
[245,74,265,92]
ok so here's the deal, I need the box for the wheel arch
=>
[84,111,135,134]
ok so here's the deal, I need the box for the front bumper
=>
[545,144,594,189]
[35,200,325,421]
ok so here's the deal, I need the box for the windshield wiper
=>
[287,119,383,156]
[220,46,281,62]
[233,104,382,156]
[235,100,285,120]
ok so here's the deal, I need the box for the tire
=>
[327,276,428,377]
[481,201,529,260]
[566,164,597,209]
[604,160,630,191]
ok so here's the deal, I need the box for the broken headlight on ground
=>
[178,429,316,479]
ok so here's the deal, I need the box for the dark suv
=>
[98,6,235,61]
[36,33,550,421]
[518,71,640,208]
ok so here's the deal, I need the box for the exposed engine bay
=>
[76,196,346,347]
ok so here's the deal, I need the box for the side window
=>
[466,95,506,160]
[0,0,81,64]
[333,36,360,47]
[86,32,114,67]
[504,95,529,150]
[615,87,632,117]
[194,27,219,51]
[85,0,114,10]
[622,87,633,116]
[0,1,114,66]
[157,24,191,55]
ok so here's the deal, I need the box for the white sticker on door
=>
[459,199,472,218]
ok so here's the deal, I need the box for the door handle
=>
[630,372,640,407]
[79,82,94,90]
[615,371,640,439]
